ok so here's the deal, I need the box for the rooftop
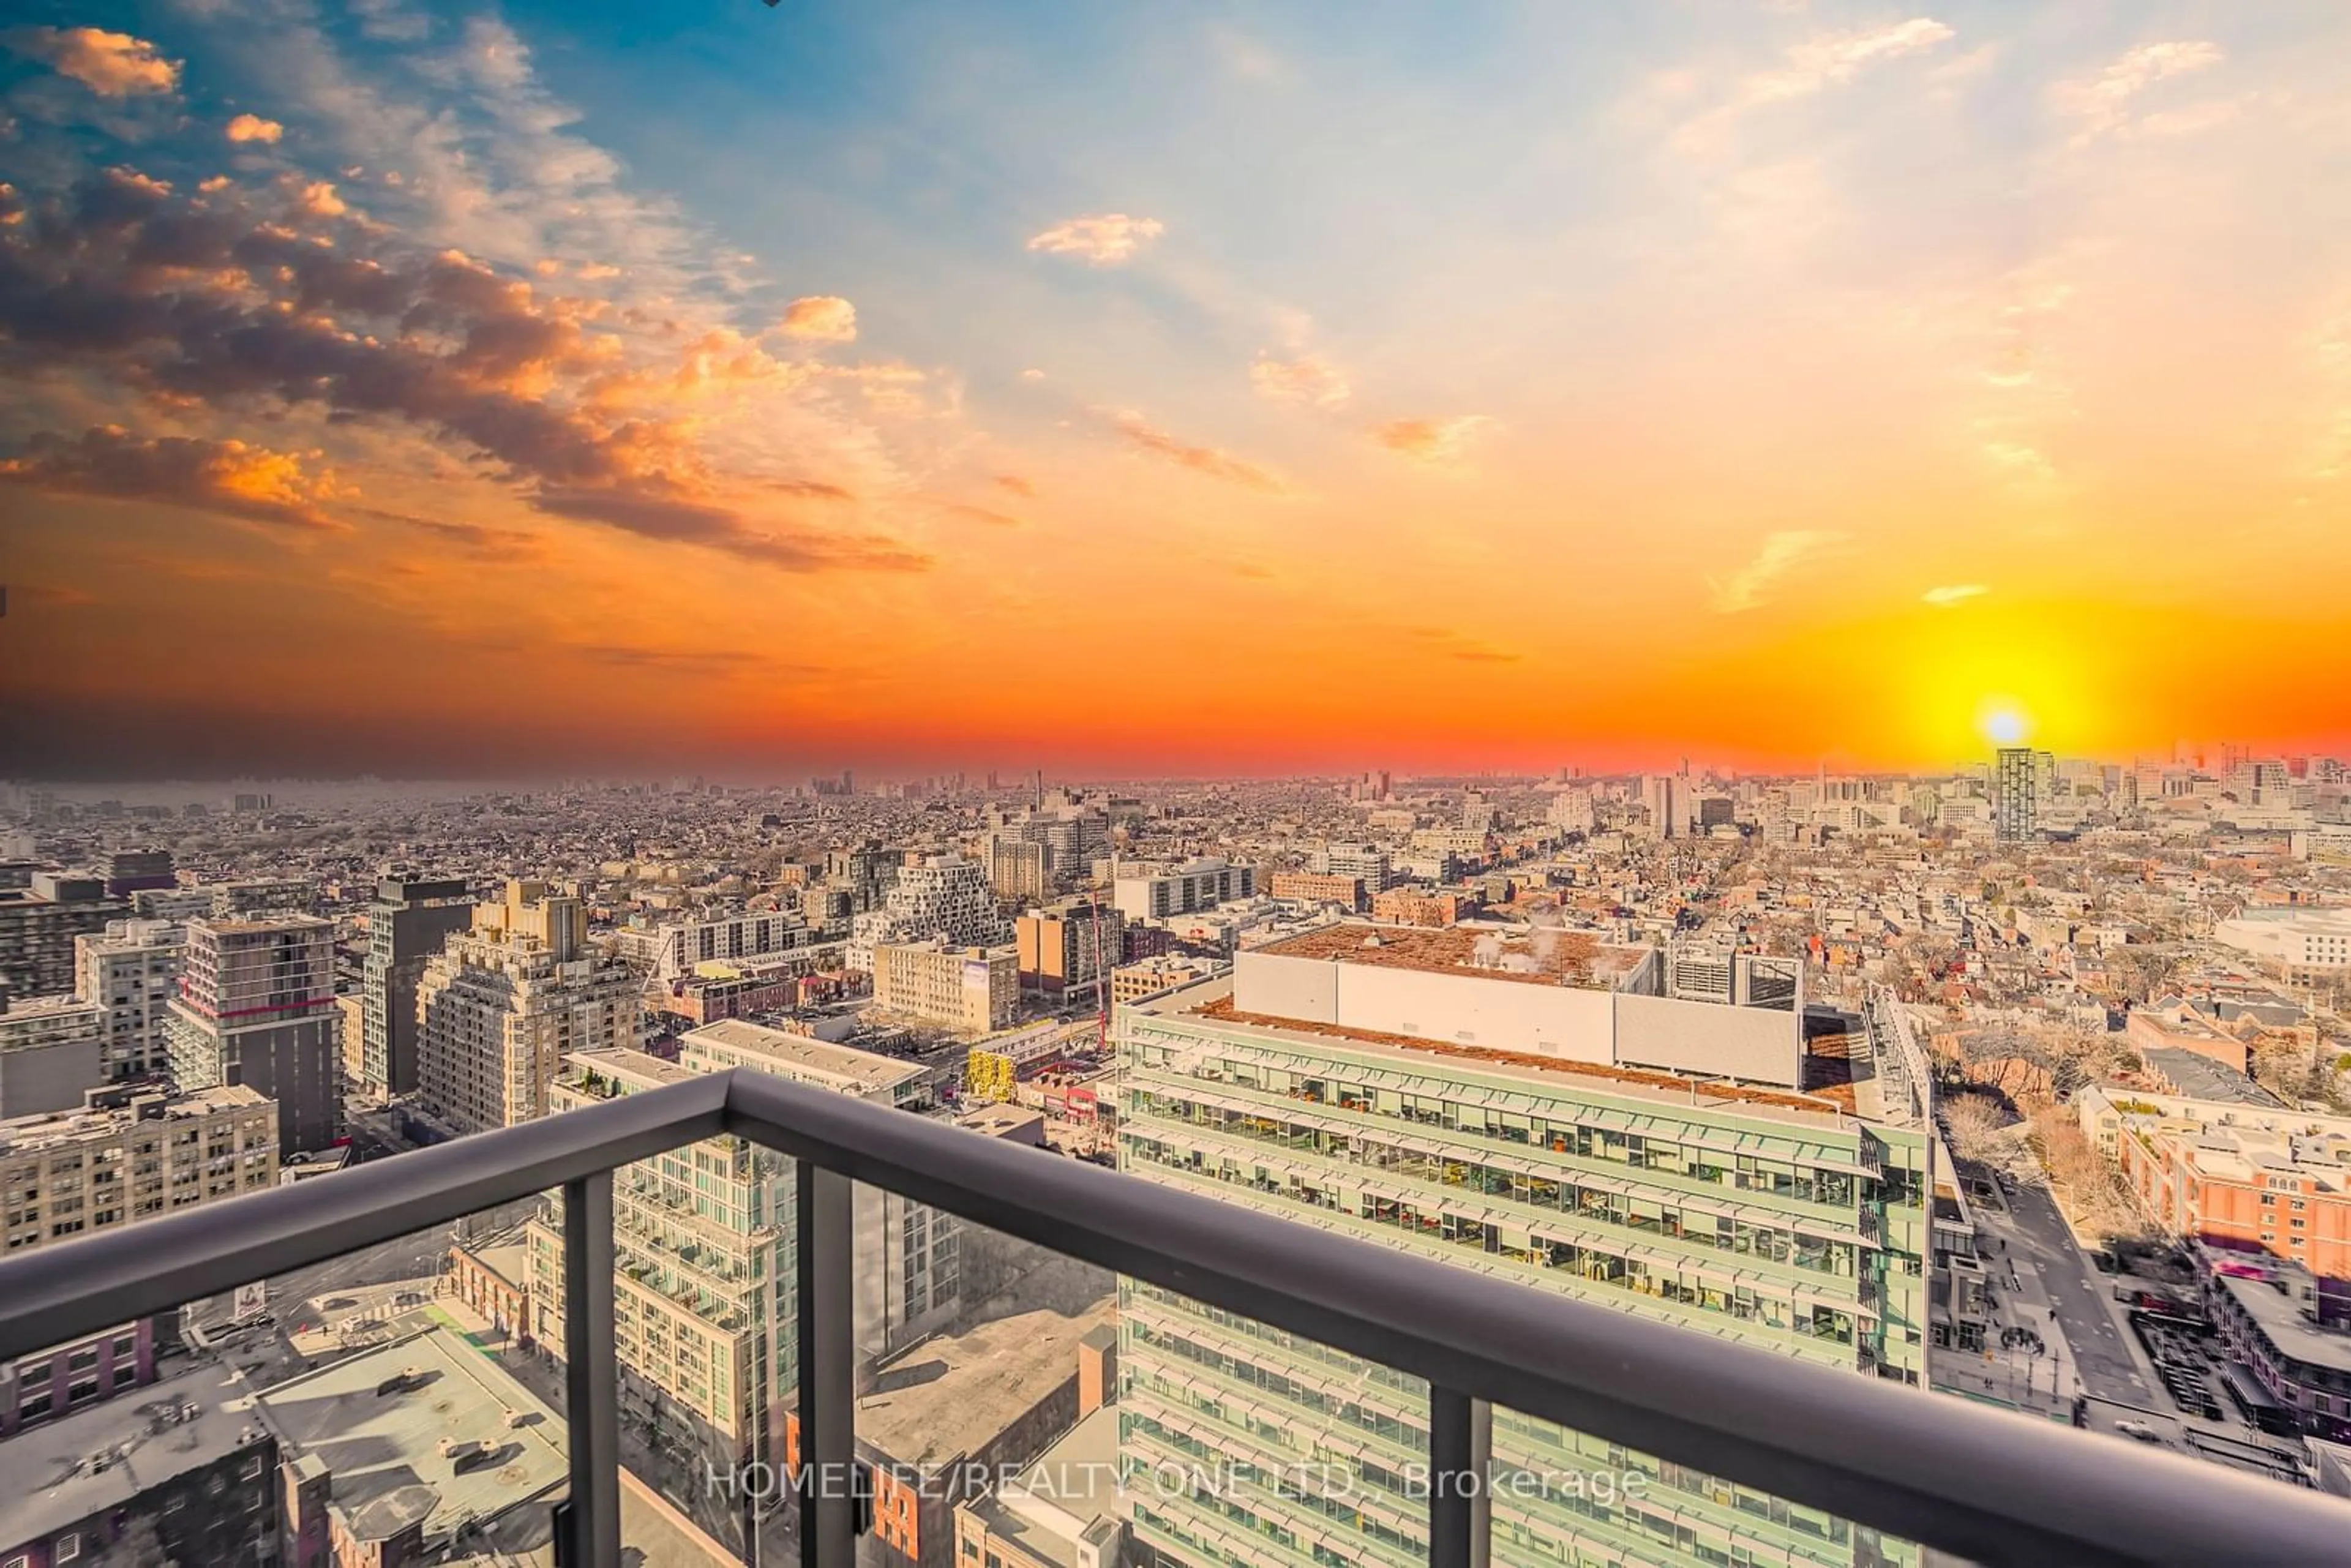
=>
[0,1360,264,1550]
[1150,978,1854,1123]
[0,995,103,1023]
[2143,1047,2284,1108]
[959,1403,1122,1568]
[0,1085,272,1155]
[857,1295,1117,1471]
[1256,923,1653,991]
[684,1018,926,1095]
[250,1324,567,1545]
[566,1046,699,1090]
[2213,1269,2351,1376]
[197,914,331,936]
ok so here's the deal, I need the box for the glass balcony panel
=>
[0,1190,574,1567]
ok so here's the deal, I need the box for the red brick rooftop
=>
[1255,923,1649,991]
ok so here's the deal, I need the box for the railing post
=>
[797,1163,855,1568]
[1428,1386,1490,1568]
[560,1171,621,1568]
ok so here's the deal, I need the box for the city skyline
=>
[6,1,2351,779]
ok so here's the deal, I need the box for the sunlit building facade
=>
[1114,929,1929,1568]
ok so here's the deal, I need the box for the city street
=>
[1997,1176,2161,1410]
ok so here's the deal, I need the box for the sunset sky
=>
[4,1,2349,779]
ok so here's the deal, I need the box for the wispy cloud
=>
[1709,530,1847,612]
[1922,583,1988,607]
[2052,41,2224,144]
[1676,17,1954,149]
[1372,416,1493,465]
[1250,353,1351,408]
[1404,625,1520,664]
[1026,214,1166,265]
[1104,410,1285,493]
[942,503,1023,528]
[1744,18,1955,105]
[4,26,180,96]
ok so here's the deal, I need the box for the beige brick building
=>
[872,939,1018,1033]
[415,881,637,1133]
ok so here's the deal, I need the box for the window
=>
[56,1536,80,1563]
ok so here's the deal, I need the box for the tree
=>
[1940,1092,2040,1184]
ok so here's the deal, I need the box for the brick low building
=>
[2083,1086,2351,1283]
[1267,872,1367,912]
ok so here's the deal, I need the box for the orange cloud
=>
[0,427,347,531]
[225,113,284,144]
[1371,415,1493,463]
[995,474,1037,498]
[6,26,179,96]
[1105,410,1286,493]
[1026,214,1165,265]
[1251,354,1351,408]
[942,503,1022,528]
[778,295,857,342]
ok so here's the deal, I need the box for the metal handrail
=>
[0,1065,2338,1568]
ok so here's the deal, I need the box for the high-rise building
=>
[1641,772,1697,839]
[0,872,127,1000]
[1545,790,1595,835]
[984,835,1051,904]
[1113,926,1929,1568]
[1995,748,2037,842]
[74,918,187,1081]
[526,1020,959,1496]
[414,880,638,1134]
[358,876,473,1101]
[872,939,1019,1032]
[1015,895,1127,1006]
[164,915,343,1154]
[0,997,105,1120]
[848,856,1011,972]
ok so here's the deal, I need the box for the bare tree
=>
[1940,1092,2040,1184]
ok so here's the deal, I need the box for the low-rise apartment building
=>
[2081,1086,2351,1281]
[1267,871,1367,912]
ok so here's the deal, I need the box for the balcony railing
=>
[0,1065,2344,1567]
